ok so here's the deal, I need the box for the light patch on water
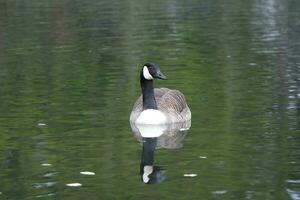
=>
[249,63,257,66]
[184,173,197,177]
[41,163,52,166]
[260,30,280,42]
[199,156,207,159]
[80,171,96,176]
[289,95,296,99]
[66,183,82,187]
[44,172,58,177]
[36,193,55,198]
[287,179,300,184]
[286,188,300,200]
[287,102,297,110]
[33,182,56,189]
[212,190,227,195]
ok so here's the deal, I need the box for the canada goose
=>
[130,63,191,124]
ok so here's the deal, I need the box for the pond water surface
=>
[0,0,300,199]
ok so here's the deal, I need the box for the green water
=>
[0,0,300,199]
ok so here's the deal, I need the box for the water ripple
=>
[33,182,56,189]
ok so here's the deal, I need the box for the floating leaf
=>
[41,163,52,166]
[184,174,197,177]
[66,183,82,187]
[80,171,95,176]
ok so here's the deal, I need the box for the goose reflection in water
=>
[131,121,191,184]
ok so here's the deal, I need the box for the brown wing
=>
[155,88,187,114]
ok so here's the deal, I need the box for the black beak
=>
[156,71,167,80]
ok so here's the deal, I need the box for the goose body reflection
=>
[131,121,191,184]
[130,63,191,124]
[131,121,191,148]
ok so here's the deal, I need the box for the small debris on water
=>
[41,163,52,166]
[66,183,82,187]
[199,156,207,159]
[38,123,46,126]
[80,171,95,176]
[184,173,197,177]
[44,172,58,177]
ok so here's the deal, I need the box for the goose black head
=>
[141,63,167,80]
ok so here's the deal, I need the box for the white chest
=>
[135,109,167,124]
[135,124,168,137]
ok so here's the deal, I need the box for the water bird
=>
[130,63,191,124]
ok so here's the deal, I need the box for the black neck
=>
[140,137,157,176]
[140,73,157,110]
[140,137,157,167]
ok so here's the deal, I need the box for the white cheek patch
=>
[143,66,153,80]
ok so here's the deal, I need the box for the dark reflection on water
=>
[131,122,190,184]
[0,0,300,199]
[140,138,166,184]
